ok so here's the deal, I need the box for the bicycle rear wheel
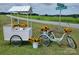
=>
[40,35,50,47]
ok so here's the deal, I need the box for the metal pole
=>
[59,9,61,26]
[17,13,19,25]
[57,9,62,32]
[29,3,32,28]
[30,13,32,27]
[27,14,29,27]
[11,13,13,27]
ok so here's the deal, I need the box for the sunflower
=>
[41,25,49,31]
[29,37,40,43]
[12,21,19,28]
[64,28,72,33]
[19,22,27,28]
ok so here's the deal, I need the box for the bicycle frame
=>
[40,31,66,42]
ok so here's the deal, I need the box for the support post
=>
[11,13,13,27]
[17,13,19,25]
[59,9,61,26]
[30,13,32,27]
[27,14,29,27]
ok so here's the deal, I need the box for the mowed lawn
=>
[13,14,79,24]
[0,15,79,55]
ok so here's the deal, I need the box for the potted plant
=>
[29,37,40,48]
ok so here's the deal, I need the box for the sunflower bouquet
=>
[19,22,27,28]
[64,28,72,33]
[29,37,40,48]
[41,25,49,31]
[29,37,40,43]
[12,21,19,28]
[12,21,27,28]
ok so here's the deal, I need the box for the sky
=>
[0,3,79,15]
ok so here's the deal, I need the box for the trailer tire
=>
[10,35,23,47]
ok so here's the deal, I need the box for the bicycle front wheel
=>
[66,36,77,49]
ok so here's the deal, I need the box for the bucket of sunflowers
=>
[29,37,40,48]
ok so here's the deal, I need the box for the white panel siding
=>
[3,25,32,41]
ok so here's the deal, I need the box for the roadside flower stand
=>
[3,6,33,46]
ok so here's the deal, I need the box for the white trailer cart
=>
[3,6,32,46]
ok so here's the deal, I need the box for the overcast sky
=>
[0,3,79,15]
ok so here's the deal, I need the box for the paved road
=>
[6,15,79,29]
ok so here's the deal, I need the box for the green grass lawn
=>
[12,14,79,24]
[0,15,79,55]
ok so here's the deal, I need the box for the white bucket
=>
[32,42,39,48]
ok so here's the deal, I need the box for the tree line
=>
[0,12,79,18]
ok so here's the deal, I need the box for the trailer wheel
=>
[10,35,23,47]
